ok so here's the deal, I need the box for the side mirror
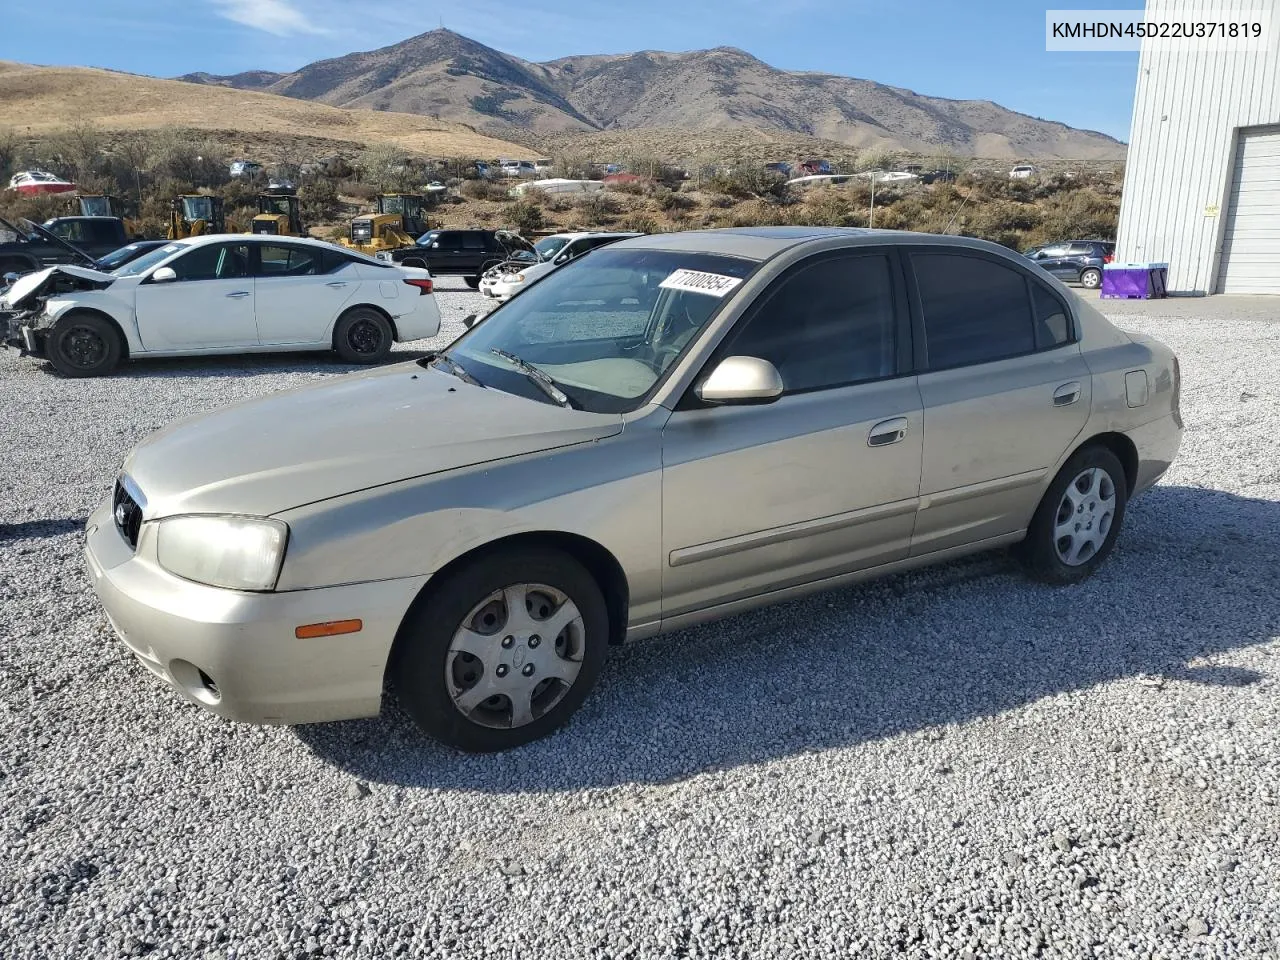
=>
[462,313,478,329]
[554,253,569,265]
[430,242,440,249]
[151,266,178,283]
[2,271,18,289]
[696,356,784,405]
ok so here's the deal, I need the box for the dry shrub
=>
[461,179,509,201]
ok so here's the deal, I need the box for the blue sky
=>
[2,0,1145,141]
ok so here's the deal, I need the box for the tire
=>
[46,312,123,377]
[1016,445,1128,585]
[464,276,481,289]
[1080,268,1102,289]
[332,307,393,364]
[391,547,610,752]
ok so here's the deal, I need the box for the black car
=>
[380,229,534,288]
[1024,240,1115,290]
[0,216,100,277]
[93,240,171,272]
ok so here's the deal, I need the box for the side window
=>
[723,254,897,393]
[1038,243,1070,258]
[1066,243,1094,256]
[168,243,249,281]
[88,222,118,245]
[912,253,1035,369]
[432,233,463,251]
[51,222,82,242]
[1031,281,1072,349]
[462,232,487,251]
[320,249,354,274]
[258,244,320,277]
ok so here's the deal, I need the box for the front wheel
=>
[464,276,481,289]
[46,312,123,377]
[333,307,393,364]
[391,548,609,751]
[1016,445,1128,584]
[1080,267,1102,289]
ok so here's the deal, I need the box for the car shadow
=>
[0,516,86,543]
[31,348,439,380]
[294,484,1280,791]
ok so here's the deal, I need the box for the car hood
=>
[123,362,624,519]
[0,264,116,308]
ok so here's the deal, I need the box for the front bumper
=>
[479,278,518,301]
[84,498,429,725]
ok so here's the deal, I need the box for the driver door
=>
[660,250,923,619]
[133,242,259,350]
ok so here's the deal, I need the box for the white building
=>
[1116,0,1280,294]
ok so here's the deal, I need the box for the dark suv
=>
[1024,240,1115,289]
[380,229,533,288]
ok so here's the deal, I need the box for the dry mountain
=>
[182,30,1124,160]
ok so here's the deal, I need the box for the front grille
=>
[113,480,143,550]
[351,223,372,241]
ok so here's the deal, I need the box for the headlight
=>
[507,274,525,283]
[155,516,288,591]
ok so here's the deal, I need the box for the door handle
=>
[326,281,349,288]
[868,417,909,447]
[1053,381,1082,406]
[225,291,250,299]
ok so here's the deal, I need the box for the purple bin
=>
[1101,263,1169,300]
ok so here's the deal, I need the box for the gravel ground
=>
[1,282,1278,959]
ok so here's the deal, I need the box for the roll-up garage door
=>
[1219,127,1280,294]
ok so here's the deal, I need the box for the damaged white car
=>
[0,235,441,377]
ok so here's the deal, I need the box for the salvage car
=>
[1,235,440,376]
[478,231,642,301]
[85,227,1182,751]
[0,215,100,277]
[379,228,533,288]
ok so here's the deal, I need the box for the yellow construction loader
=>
[168,195,226,239]
[340,194,430,256]
[250,183,305,237]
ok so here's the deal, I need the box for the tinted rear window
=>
[912,253,1036,369]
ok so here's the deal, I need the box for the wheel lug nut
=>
[501,636,514,648]
[522,664,535,677]
[495,664,509,678]
[528,635,541,648]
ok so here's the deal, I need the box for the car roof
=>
[610,227,1024,261]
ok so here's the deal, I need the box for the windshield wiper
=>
[426,353,484,388]
[489,349,576,408]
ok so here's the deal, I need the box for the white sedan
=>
[478,232,642,302]
[0,235,441,376]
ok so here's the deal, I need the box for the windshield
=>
[444,248,759,414]
[97,244,149,269]
[113,242,186,276]
[534,236,570,260]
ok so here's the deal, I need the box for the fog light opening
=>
[197,669,220,699]
[169,658,223,705]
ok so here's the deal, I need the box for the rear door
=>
[660,249,923,617]
[253,244,358,344]
[906,249,1090,555]
[461,231,492,273]
[133,242,258,350]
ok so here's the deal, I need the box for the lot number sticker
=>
[659,269,743,297]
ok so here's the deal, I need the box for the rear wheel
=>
[391,548,609,751]
[1080,267,1102,289]
[46,312,123,377]
[333,307,393,364]
[1016,445,1128,584]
